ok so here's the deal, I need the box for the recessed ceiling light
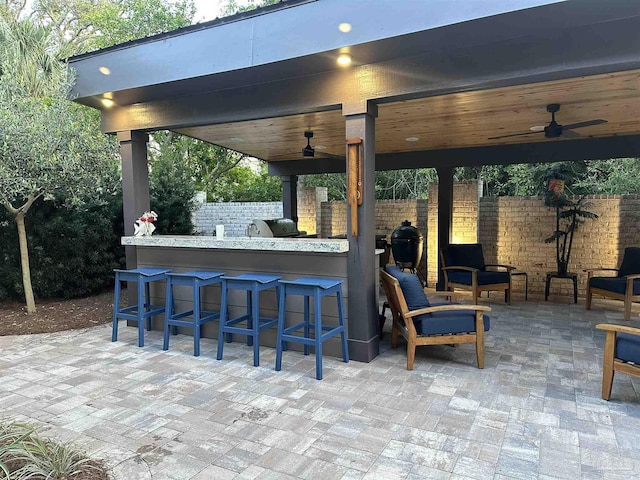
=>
[337,53,352,67]
[101,98,114,108]
[230,137,243,142]
[98,66,110,75]
[405,137,420,142]
[338,23,352,33]
[315,145,327,150]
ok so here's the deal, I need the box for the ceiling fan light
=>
[302,130,315,157]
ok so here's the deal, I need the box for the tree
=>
[148,133,196,234]
[31,0,196,55]
[220,0,280,16]
[0,16,116,312]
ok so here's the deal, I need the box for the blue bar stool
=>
[275,277,349,380]
[163,270,224,356]
[216,273,281,366]
[112,267,171,347]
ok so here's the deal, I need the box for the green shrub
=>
[0,193,124,301]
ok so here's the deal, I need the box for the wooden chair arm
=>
[406,304,491,318]
[625,273,640,280]
[442,266,479,273]
[429,292,460,302]
[583,268,618,273]
[485,264,516,271]
[596,324,640,336]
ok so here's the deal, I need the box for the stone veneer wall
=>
[426,181,479,286]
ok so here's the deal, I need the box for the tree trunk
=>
[15,212,36,314]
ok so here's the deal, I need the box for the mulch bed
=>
[0,291,115,336]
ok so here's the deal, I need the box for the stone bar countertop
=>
[122,235,350,254]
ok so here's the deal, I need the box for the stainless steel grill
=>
[247,218,315,238]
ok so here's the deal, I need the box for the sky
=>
[192,0,224,22]
[192,0,252,23]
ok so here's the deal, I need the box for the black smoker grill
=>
[391,220,423,271]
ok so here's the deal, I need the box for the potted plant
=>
[544,182,598,276]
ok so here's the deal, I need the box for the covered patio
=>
[68,0,640,362]
[1,297,640,479]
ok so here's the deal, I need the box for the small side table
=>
[511,271,529,301]
[545,272,578,303]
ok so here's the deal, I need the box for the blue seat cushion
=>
[417,310,490,336]
[616,333,640,364]
[447,270,510,286]
[446,244,485,271]
[590,277,640,295]
[618,247,640,277]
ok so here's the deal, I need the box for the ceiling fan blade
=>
[487,131,540,140]
[562,129,581,139]
[562,119,608,130]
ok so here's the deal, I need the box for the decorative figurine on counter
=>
[134,211,158,237]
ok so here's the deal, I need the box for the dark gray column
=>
[118,131,150,269]
[436,166,454,290]
[281,175,298,223]
[344,103,379,362]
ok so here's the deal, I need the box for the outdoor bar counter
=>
[122,235,380,359]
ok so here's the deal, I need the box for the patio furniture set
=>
[111,244,640,398]
[112,268,349,380]
[386,244,640,401]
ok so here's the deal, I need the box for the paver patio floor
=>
[1,297,640,479]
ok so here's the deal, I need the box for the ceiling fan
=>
[488,103,607,140]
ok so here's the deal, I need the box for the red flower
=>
[140,217,147,222]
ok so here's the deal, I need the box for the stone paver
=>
[1,296,640,479]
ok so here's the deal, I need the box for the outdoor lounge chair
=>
[380,265,491,370]
[595,323,640,400]
[586,247,640,321]
[440,244,515,304]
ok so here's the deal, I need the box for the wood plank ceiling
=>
[176,69,640,162]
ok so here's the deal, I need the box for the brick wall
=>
[194,202,283,237]
[193,187,326,237]
[193,186,640,301]
[479,195,640,299]
[426,181,479,286]
[297,187,327,235]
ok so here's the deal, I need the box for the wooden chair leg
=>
[406,340,416,370]
[586,286,592,310]
[391,318,399,348]
[473,287,479,305]
[624,294,632,321]
[475,311,485,369]
[602,331,616,400]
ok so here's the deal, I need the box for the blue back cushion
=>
[446,244,485,271]
[384,265,430,334]
[618,247,640,278]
